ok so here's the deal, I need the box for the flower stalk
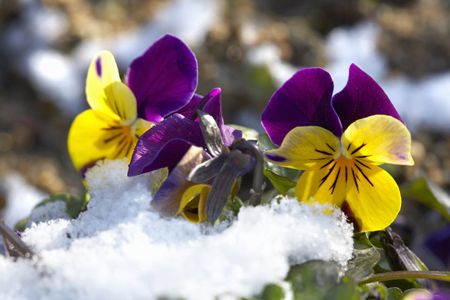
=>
[359,271,450,285]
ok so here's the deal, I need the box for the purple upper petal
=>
[127,34,198,122]
[202,88,241,146]
[261,68,342,145]
[332,64,402,131]
[177,88,241,146]
[175,94,202,118]
[128,114,204,176]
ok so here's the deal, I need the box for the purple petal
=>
[175,94,202,118]
[128,114,205,176]
[202,88,241,146]
[261,68,341,145]
[177,88,241,147]
[332,64,402,131]
[127,34,198,122]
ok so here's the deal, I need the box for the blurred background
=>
[0,0,449,270]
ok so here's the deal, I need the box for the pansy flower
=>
[262,64,414,232]
[128,88,240,176]
[68,35,198,172]
[128,89,250,223]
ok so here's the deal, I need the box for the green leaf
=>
[286,260,341,300]
[324,277,360,300]
[257,133,276,152]
[14,218,29,232]
[346,247,381,282]
[387,287,403,300]
[260,283,285,300]
[402,177,450,220]
[263,169,296,195]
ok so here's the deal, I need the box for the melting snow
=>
[0,160,353,300]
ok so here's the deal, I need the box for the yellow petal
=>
[295,157,347,207]
[104,82,137,124]
[133,118,154,137]
[345,164,401,232]
[341,115,414,166]
[86,51,137,124]
[68,109,135,171]
[265,126,340,170]
[177,184,210,223]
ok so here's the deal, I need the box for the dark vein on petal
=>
[101,126,122,131]
[330,167,341,194]
[354,164,374,187]
[356,155,371,158]
[320,159,334,169]
[112,136,128,158]
[351,143,366,155]
[326,143,336,152]
[355,159,371,169]
[352,168,359,192]
[347,143,352,151]
[315,149,333,156]
[318,162,336,188]
[103,132,123,144]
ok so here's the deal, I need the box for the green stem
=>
[360,271,450,285]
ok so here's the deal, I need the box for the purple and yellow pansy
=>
[262,64,414,232]
[68,34,198,172]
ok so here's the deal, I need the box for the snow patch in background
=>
[3,0,221,115]
[0,173,47,227]
[0,160,353,300]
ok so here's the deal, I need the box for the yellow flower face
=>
[68,51,153,172]
[266,115,414,232]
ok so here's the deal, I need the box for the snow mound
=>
[0,160,353,300]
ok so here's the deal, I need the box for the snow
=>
[0,173,47,227]
[0,160,354,300]
[246,43,297,86]
[2,0,221,115]
[27,201,70,226]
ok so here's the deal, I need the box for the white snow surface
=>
[0,160,353,300]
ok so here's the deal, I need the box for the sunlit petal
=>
[178,184,210,223]
[332,64,403,130]
[86,51,121,120]
[128,114,204,176]
[103,82,137,124]
[265,126,340,170]
[68,110,118,170]
[342,115,414,166]
[345,165,401,232]
[133,118,154,137]
[127,34,198,122]
[295,160,347,206]
[261,68,341,145]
